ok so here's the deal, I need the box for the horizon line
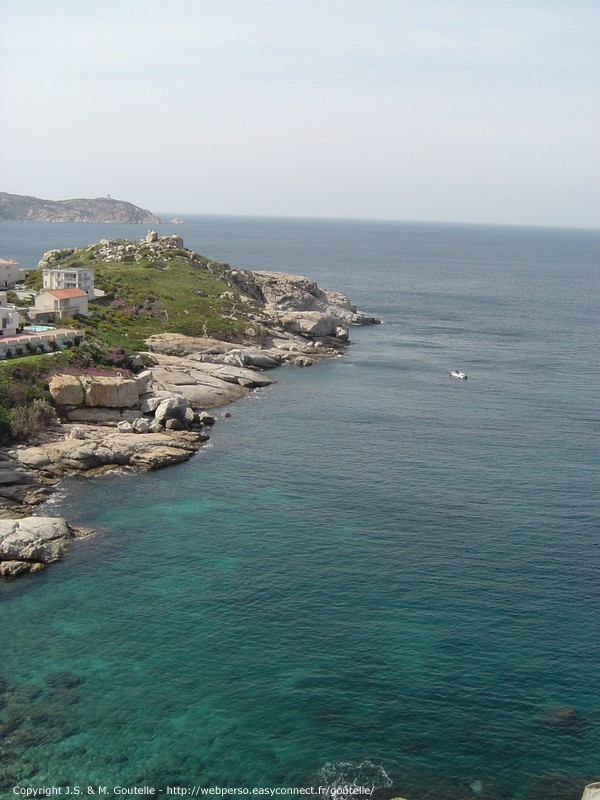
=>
[153,211,600,234]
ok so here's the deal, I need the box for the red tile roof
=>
[46,288,88,299]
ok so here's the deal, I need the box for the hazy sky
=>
[1,0,598,227]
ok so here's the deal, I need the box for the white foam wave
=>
[316,760,392,798]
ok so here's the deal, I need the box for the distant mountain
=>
[0,192,162,224]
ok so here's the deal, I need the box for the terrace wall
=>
[0,328,85,360]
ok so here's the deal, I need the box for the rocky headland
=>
[0,191,161,223]
[0,517,91,578]
[0,233,380,576]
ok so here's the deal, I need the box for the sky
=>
[0,0,598,228]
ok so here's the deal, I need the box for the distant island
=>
[0,192,162,224]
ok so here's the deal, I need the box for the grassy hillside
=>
[27,237,268,353]
[1,235,272,443]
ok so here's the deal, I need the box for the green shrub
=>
[9,399,56,442]
[0,382,28,407]
[0,405,12,444]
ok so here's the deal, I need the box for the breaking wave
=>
[316,761,393,798]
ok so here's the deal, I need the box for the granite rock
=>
[49,375,85,406]
[154,396,190,426]
[0,517,72,573]
[582,784,600,800]
[82,376,139,408]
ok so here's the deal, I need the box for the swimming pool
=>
[24,325,55,332]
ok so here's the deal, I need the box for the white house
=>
[0,258,20,289]
[34,288,89,320]
[42,267,95,297]
[0,291,20,336]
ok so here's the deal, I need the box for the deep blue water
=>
[1,217,599,799]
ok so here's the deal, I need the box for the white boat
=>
[450,370,467,380]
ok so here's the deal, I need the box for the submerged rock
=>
[0,670,85,792]
[540,704,587,734]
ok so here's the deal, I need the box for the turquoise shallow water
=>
[1,218,599,799]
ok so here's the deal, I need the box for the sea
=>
[0,216,599,800]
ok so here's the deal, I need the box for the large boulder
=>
[139,395,162,414]
[582,784,600,800]
[50,374,141,409]
[174,382,248,408]
[154,396,190,426]
[82,376,140,408]
[132,418,151,434]
[165,418,186,431]
[280,311,340,338]
[148,359,251,408]
[15,447,53,471]
[135,370,153,393]
[223,350,282,370]
[163,234,184,248]
[0,517,72,571]
[49,375,85,407]
[207,364,276,388]
[351,311,381,325]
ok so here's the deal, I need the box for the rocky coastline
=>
[0,265,380,577]
[0,191,161,223]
